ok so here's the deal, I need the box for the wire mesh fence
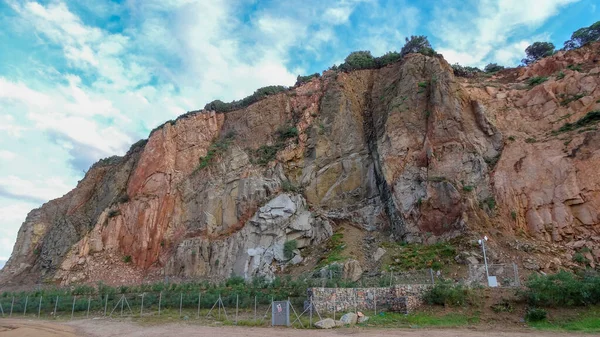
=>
[306,267,442,287]
[0,291,377,328]
[468,263,520,287]
[0,291,300,323]
[361,269,443,287]
[0,266,520,326]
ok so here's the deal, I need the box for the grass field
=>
[528,307,600,333]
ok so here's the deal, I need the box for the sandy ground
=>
[0,319,78,337]
[0,318,574,337]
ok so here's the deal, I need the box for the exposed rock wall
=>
[3,43,600,287]
[164,194,332,280]
[308,284,430,313]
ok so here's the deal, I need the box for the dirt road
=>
[0,319,78,337]
[0,318,571,337]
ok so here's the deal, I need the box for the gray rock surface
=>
[343,260,363,282]
[466,256,479,265]
[314,318,336,329]
[339,312,358,325]
[373,247,386,262]
[290,255,303,265]
[165,194,333,280]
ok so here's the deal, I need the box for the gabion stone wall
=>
[307,284,431,314]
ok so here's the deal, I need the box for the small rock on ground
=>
[339,312,358,325]
[314,318,336,329]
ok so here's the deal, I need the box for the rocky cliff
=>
[2,43,600,288]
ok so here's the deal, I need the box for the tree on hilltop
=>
[339,51,377,71]
[564,21,600,50]
[484,63,504,73]
[400,35,436,57]
[522,42,555,65]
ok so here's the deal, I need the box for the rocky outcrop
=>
[162,194,331,280]
[3,43,600,288]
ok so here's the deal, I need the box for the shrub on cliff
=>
[452,63,482,77]
[195,132,236,171]
[527,76,548,87]
[564,20,600,50]
[127,139,148,154]
[484,63,504,73]
[283,240,298,260]
[295,73,320,86]
[204,85,288,112]
[339,51,377,71]
[557,110,600,133]
[249,144,282,165]
[400,35,435,57]
[376,51,403,67]
[249,126,298,166]
[276,125,298,141]
[522,42,555,65]
[333,38,437,73]
[338,50,407,72]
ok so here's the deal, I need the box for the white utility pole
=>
[478,236,497,287]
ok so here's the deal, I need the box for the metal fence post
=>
[71,296,76,320]
[197,293,201,319]
[10,297,14,317]
[158,291,162,316]
[374,292,377,316]
[429,268,435,284]
[140,293,144,317]
[333,290,336,321]
[23,296,28,316]
[235,294,239,325]
[104,295,108,316]
[254,295,257,321]
[38,296,43,318]
[120,295,124,317]
[354,288,358,314]
[179,293,183,318]
[309,296,313,327]
[270,297,273,327]
[86,297,91,318]
[54,296,59,317]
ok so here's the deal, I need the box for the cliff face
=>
[2,44,600,287]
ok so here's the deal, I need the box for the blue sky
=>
[0,0,597,262]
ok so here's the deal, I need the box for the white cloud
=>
[494,40,532,65]
[431,0,580,66]
[324,6,354,24]
[321,0,373,25]
[0,77,131,159]
[0,175,73,203]
[0,115,26,137]
[353,1,419,57]
[0,0,375,262]
[0,150,16,161]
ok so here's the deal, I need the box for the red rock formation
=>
[2,43,600,287]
